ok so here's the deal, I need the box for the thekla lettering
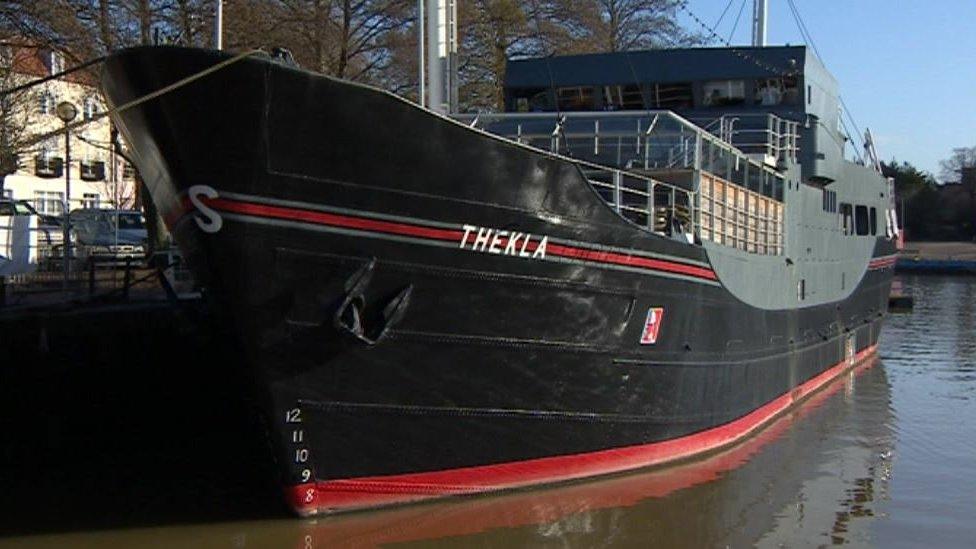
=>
[460,224,548,260]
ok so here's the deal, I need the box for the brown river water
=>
[0,275,974,548]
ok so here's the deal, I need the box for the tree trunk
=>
[98,0,115,52]
[138,0,152,45]
[337,0,352,78]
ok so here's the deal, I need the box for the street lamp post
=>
[56,101,77,289]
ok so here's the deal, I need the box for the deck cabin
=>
[502,46,843,185]
[459,45,895,309]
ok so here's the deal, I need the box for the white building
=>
[1,44,136,215]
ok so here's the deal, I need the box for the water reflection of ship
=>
[288,358,893,548]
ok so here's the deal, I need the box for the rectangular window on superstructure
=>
[869,207,878,236]
[602,85,644,110]
[651,83,692,109]
[855,205,869,235]
[556,87,595,111]
[840,203,853,235]
[755,78,784,106]
[822,189,837,213]
[510,88,550,112]
[703,80,746,107]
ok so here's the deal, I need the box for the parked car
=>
[69,209,148,267]
[0,198,42,276]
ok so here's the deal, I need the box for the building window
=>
[82,193,100,209]
[34,191,65,214]
[39,91,56,115]
[49,51,64,75]
[83,96,99,120]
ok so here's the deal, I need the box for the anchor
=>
[333,258,413,346]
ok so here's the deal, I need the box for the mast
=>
[424,0,458,113]
[418,0,425,107]
[752,0,768,47]
[214,0,223,49]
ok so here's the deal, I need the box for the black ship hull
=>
[102,47,895,515]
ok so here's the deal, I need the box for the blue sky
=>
[679,0,976,180]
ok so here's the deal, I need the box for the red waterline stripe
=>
[285,343,879,514]
[197,196,718,281]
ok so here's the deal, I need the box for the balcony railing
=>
[458,110,786,255]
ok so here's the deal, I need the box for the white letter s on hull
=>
[188,185,222,234]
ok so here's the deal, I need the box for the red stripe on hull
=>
[207,197,465,242]
[197,196,717,282]
[285,344,879,515]
[545,243,717,280]
[868,255,897,270]
[294,358,876,545]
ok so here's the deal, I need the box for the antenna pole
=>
[426,0,442,112]
[752,0,768,47]
[425,0,457,113]
[214,0,223,50]
[418,0,425,107]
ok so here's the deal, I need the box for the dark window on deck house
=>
[650,83,693,109]
[822,189,837,213]
[869,207,878,236]
[557,86,595,111]
[703,80,746,107]
[511,88,552,112]
[855,205,869,235]
[840,203,853,235]
[602,85,644,110]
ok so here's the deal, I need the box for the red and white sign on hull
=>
[640,307,664,345]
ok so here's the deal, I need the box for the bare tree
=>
[940,146,976,239]
[232,0,412,82]
[456,0,576,111]
[0,41,44,194]
[940,147,976,184]
[580,0,698,53]
[455,0,696,111]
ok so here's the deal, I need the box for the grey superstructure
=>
[461,45,895,311]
